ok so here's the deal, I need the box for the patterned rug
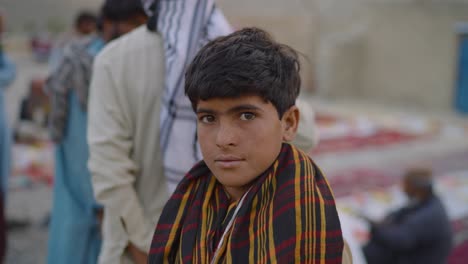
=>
[311,113,432,155]
[312,129,424,155]
[11,142,54,190]
[328,168,401,198]
[449,239,468,264]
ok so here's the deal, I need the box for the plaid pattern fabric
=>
[149,143,344,264]
[44,36,97,142]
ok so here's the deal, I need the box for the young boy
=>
[149,27,344,263]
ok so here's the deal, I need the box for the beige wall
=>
[4,0,468,109]
[2,0,100,33]
[3,0,319,90]
[363,4,468,109]
[218,0,319,92]
[318,1,468,110]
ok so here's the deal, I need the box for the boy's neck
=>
[224,185,251,203]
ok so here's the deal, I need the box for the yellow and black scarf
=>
[149,143,343,263]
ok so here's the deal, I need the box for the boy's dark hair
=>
[185,27,301,118]
[100,0,147,22]
[74,11,97,27]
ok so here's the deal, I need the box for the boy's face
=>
[196,95,298,200]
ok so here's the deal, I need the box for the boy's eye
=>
[240,112,256,121]
[199,115,216,123]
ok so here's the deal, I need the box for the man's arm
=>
[87,54,154,255]
[370,209,426,252]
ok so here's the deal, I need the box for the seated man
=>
[149,27,344,263]
[363,167,453,264]
[15,78,50,142]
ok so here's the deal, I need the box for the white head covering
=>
[143,0,232,192]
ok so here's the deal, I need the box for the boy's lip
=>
[214,154,244,162]
[214,155,245,168]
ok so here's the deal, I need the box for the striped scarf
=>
[144,0,232,192]
[149,143,344,263]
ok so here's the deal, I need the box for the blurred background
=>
[1,0,468,263]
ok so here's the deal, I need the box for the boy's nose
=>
[215,122,237,148]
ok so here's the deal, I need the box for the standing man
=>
[0,10,16,197]
[0,9,16,262]
[88,1,233,263]
[45,1,147,264]
[49,11,97,71]
[0,10,16,196]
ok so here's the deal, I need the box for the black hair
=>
[100,0,147,22]
[74,11,97,28]
[185,27,301,118]
[405,167,434,194]
[146,0,160,32]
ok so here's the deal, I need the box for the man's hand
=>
[127,243,148,264]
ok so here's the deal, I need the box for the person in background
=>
[0,9,16,263]
[149,27,344,264]
[75,11,98,36]
[19,79,48,125]
[0,10,15,197]
[14,78,51,143]
[48,11,98,71]
[88,1,232,263]
[44,1,147,264]
[363,167,453,264]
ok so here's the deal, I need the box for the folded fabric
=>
[150,143,343,263]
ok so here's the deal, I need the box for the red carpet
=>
[328,168,400,198]
[312,129,423,155]
[449,240,468,264]
[312,113,429,155]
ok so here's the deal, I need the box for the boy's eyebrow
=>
[196,104,262,115]
[196,108,216,114]
[226,104,262,114]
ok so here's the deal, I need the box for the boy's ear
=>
[282,105,299,142]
